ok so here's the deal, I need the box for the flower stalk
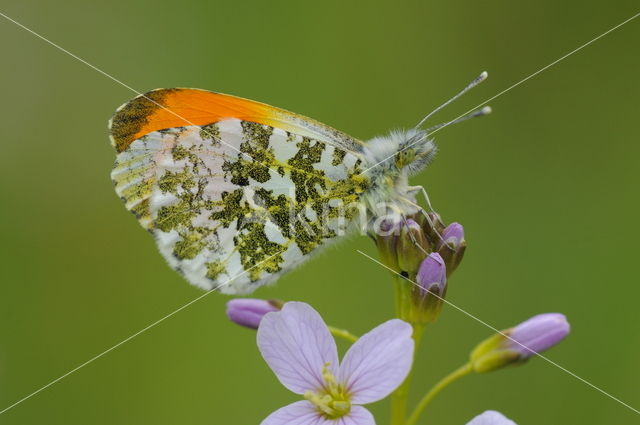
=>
[389,320,425,425]
[374,213,461,425]
[406,313,570,424]
[327,326,359,343]
[376,214,460,425]
[406,362,473,425]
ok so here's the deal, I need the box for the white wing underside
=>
[112,118,367,294]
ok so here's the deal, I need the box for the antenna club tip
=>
[481,106,492,115]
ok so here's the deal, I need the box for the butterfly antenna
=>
[425,106,492,134]
[414,71,488,129]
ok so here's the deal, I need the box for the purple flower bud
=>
[470,313,570,373]
[226,298,282,329]
[437,222,466,276]
[416,253,447,293]
[437,222,465,250]
[508,313,570,358]
[412,253,447,323]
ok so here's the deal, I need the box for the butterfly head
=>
[394,130,437,176]
[364,72,492,182]
[363,129,436,181]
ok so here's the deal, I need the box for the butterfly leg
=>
[407,185,445,225]
[400,195,453,250]
[410,186,457,249]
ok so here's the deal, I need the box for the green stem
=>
[328,326,359,343]
[405,363,473,425]
[390,276,423,425]
[390,374,411,425]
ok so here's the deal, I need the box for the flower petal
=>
[260,402,376,425]
[466,410,517,425]
[257,302,339,394]
[338,319,413,404]
[336,406,376,425]
[260,401,322,425]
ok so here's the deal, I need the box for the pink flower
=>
[257,302,414,425]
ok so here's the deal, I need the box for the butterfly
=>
[109,73,490,294]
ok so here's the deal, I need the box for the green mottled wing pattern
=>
[111,118,369,294]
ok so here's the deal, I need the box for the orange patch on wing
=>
[110,89,287,152]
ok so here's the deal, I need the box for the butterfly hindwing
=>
[110,89,369,294]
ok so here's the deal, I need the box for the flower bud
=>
[416,211,445,247]
[412,253,447,323]
[396,219,430,275]
[507,313,571,358]
[470,313,570,373]
[437,222,464,249]
[374,218,402,272]
[437,222,466,276]
[226,298,282,329]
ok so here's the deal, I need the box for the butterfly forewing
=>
[110,89,369,294]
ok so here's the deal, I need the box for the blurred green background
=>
[1,1,639,424]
